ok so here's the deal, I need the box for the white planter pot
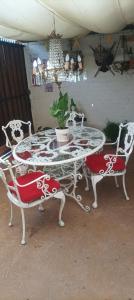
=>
[55,127,70,142]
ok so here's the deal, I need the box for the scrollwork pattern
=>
[9,120,24,143]
[37,175,58,200]
[99,154,117,175]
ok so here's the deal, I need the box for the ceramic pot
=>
[55,127,69,142]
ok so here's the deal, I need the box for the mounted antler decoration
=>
[90,41,116,77]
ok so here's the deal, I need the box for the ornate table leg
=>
[62,162,90,212]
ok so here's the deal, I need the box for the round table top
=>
[13,126,106,166]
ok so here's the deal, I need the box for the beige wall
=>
[24,35,134,131]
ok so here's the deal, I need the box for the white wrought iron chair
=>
[0,155,65,245]
[85,122,134,208]
[2,120,32,175]
[66,111,85,128]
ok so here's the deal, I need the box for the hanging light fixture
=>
[32,15,87,90]
[32,14,87,89]
[43,14,65,89]
[64,48,87,82]
[48,32,64,70]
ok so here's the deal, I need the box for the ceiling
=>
[0,0,134,42]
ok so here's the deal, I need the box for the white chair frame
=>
[2,120,32,149]
[85,122,134,208]
[66,111,85,128]
[0,157,65,245]
[2,120,32,176]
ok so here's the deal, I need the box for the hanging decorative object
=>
[45,31,87,87]
[63,50,84,81]
[32,15,87,90]
[45,29,65,88]
[112,35,134,74]
[63,37,87,82]
[90,37,117,77]
[32,57,47,86]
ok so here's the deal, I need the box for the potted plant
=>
[103,120,127,148]
[103,121,119,143]
[50,92,71,142]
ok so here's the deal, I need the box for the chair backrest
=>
[2,120,32,149]
[116,122,134,163]
[66,111,85,127]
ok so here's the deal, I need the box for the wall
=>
[24,35,134,131]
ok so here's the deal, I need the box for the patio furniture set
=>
[1,117,134,245]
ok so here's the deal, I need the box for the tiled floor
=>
[0,151,134,300]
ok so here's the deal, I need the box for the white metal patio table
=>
[13,126,105,212]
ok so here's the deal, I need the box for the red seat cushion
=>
[86,153,126,174]
[8,171,60,203]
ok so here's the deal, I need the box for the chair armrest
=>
[15,173,60,197]
[4,162,23,172]
[104,154,126,159]
[105,140,117,146]
[1,150,12,159]
[0,152,23,171]
[15,173,47,188]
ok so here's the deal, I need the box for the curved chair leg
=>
[8,203,13,226]
[20,208,26,245]
[122,174,129,200]
[38,204,45,211]
[54,191,65,227]
[114,176,119,188]
[91,175,103,208]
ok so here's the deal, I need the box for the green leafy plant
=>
[50,92,76,129]
[103,120,128,148]
[103,121,119,142]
